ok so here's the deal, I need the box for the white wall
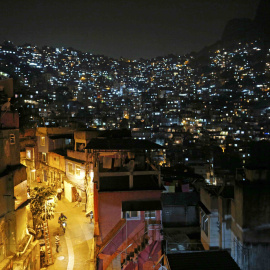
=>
[64,181,73,202]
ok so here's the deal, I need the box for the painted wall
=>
[218,197,232,249]
[48,152,66,172]
[98,190,161,239]
[0,130,20,174]
[15,207,28,245]
[37,135,48,153]
[0,174,9,216]
[0,112,19,129]
[64,181,73,202]
[48,138,67,152]
[65,159,86,190]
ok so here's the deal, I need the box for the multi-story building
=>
[65,129,98,210]
[0,79,40,269]
[199,165,270,270]
[199,185,232,251]
[85,130,164,269]
[231,167,270,270]
[35,127,74,188]
[20,128,38,187]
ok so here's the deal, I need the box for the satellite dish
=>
[158,266,167,270]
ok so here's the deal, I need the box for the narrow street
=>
[45,197,95,270]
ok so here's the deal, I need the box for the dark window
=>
[10,134,15,144]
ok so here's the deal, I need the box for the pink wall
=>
[98,190,161,240]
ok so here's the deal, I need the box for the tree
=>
[30,187,57,232]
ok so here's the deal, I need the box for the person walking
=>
[57,187,62,200]
[55,233,60,253]
[74,194,82,207]
[90,211,94,224]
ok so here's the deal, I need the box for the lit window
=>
[75,165,80,176]
[10,134,15,144]
[41,137,45,146]
[145,210,156,220]
[68,163,74,175]
[26,149,31,159]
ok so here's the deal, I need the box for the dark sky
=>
[1,0,260,59]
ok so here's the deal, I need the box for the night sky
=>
[1,0,260,59]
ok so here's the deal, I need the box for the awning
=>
[122,200,162,211]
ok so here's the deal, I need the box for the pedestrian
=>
[90,211,94,224]
[57,187,62,200]
[75,195,82,207]
[55,233,60,253]
[75,192,79,202]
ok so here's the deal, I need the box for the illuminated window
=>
[10,134,15,144]
[68,163,74,175]
[145,210,156,220]
[26,149,31,159]
[41,137,45,146]
[75,165,80,176]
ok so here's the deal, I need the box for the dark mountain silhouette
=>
[254,0,270,40]
[222,0,270,43]
[221,18,260,42]
[194,0,270,61]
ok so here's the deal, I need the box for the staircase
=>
[99,221,162,269]
[121,223,162,269]
[43,220,54,265]
[121,237,149,268]
[98,218,126,254]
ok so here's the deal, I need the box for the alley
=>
[45,198,95,270]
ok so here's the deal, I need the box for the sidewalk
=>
[45,197,95,270]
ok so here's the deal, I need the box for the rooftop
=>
[85,138,164,150]
[167,251,240,270]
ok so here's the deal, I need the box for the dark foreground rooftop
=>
[167,251,240,270]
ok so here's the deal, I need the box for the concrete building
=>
[199,185,234,251]
[199,167,270,270]
[231,167,270,270]
[0,79,40,269]
[65,129,98,211]
[85,130,164,270]
[20,129,38,189]
[35,127,74,188]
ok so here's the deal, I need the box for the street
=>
[45,197,95,270]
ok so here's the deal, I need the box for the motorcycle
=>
[59,217,67,233]
[61,220,67,233]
